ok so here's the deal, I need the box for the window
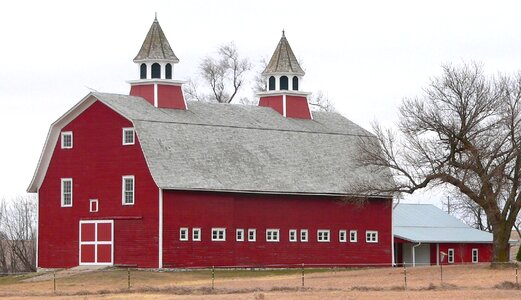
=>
[61,178,73,207]
[180,228,189,241]
[448,248,455,264]
[280,76,288,90]
[472,248,478,263]
[266,229,280,242]
[317,230,330,242]
[89,199,98,212]
[193,228,201,241]
[165,63,172,79]
[289,229,297,242]
[300,229,308,242]
[236,229,244,241]
[140,63,147,79]
[248,229,256,242]
[350,230,357,242]
[292,76,299,90]
[151,63,161,78]
[122,176,135,205]
[268,76,276,90]
[366,231,378,243]
[61,131,73,149]
[122,128,135,145]
[212,228,226,241]
[339,230,347,242]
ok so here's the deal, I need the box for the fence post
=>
[403,265,407,290]
[516,263,518,286]
[128,268,131,289]
[301,263,305,288]
[440,262,443,284]
[53,271,56,292]
[212,266,215,290]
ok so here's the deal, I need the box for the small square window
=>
[317,230,330,242]
[266,229,280,242]
[193,228,201,241]
[122,176,135,205]
[212,228,226,241]
[300,229,308,242]
[123,128,135,145]
[248,229,256,242]
[350,230,358,242]
[89,199,98,212]
[61,131,73,149]
[339,230,347,242]
[236,229,244,241]
[180,227,189,241]
[61,178,73,207]
[448,248,454,264]
[365,231,378,243]
[289,229,297,242]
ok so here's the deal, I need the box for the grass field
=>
[0,264,521,299]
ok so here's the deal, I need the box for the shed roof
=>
[262,32,305,76]
[133,17,179,63]
[28,92,395,196]
[393,204,493,243]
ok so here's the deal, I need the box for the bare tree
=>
[442,194,491,231]
[185,42,252,104]
[308,90,336,112]
[356,62,521,264]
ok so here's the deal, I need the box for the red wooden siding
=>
[157,84,186,109]
[130,85,154,106]
[436,243,493,264]
[285,95,311,119]
[163,191,392,268]
[259,95,284,115]
[38,100,159,268]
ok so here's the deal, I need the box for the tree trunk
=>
[491,222,511,266]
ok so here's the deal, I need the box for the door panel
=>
[79,220,113,265]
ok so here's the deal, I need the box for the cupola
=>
[129,16,187,109]
[257,31,312,119]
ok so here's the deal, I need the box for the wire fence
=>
[0,262,520,296]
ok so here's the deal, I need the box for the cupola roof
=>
[262,31,305,76]
[133,16,179,63]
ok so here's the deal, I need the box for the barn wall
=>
[163,191,392,267]
[438,243,494,264]
[38,100,159,268]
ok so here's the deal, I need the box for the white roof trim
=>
[27,93,134,193]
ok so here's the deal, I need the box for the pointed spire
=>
[134,17,179,63]
[262,31,304,76]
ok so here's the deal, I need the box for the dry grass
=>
[0,264,520,299]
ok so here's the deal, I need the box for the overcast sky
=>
[1,0,521,205]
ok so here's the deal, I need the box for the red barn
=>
[28,18,394,269]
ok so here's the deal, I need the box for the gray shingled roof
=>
[94,92,393,196]
[394,204,493,243]
[133,18,179,62]
[262,32,305,76]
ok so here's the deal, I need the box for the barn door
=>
[79,220,114,265]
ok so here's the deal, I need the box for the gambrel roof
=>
[28,92,394,196]
[394,204,493,243]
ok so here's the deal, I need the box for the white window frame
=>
[61,178,73,207]
[79,220,114,266]
[365,230,378,243]
[448,248,455,264]
[350,230,358,242]
[89,199,98,212]
[289,229,297,242]
[266,229,280,242]
[300,229,308,242]
[472,248,478,263]
[192,228,201,241]
[122,175,135,205]
[122,128,135,145]
[248,229,256,242]
[179,227,189,241]
[339,230,347,242]
[211,228,226,241]
[61,131,73,149]
[236,228,244,241]
[317,230,330,242]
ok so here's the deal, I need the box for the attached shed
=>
[393,204,495,266]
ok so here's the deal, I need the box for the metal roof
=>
[262,31,305,76]
[393,204,493,243]
[133,17,179,63]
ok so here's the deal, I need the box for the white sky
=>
[1,0,521,206]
